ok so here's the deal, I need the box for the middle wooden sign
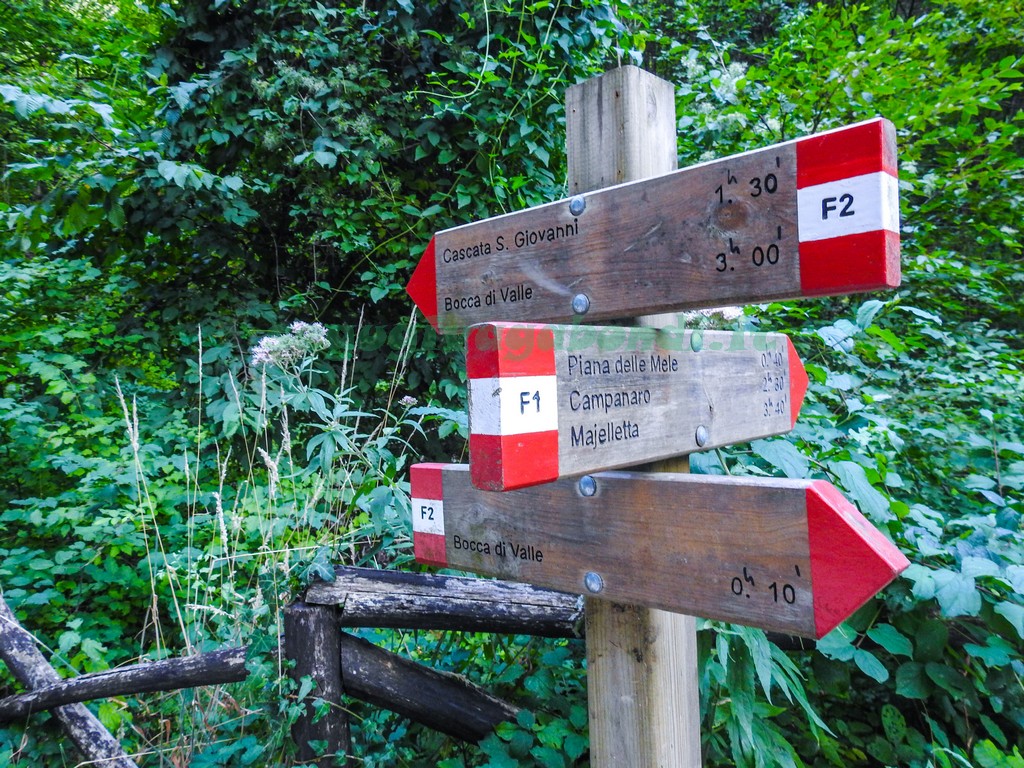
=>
[467,322,809,491]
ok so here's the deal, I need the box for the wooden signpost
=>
[404,65,906,768]
[466,321,809,490]
[406,117,900,334]
[410,464,909,639]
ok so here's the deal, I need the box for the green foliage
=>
[2,0,1023,764]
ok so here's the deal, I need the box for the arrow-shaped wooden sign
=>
[410,465,909,639]
[407,118,899,333]
[466,322,809,491]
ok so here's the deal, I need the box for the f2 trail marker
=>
[466,322,809,490]
[407,118,899,334]
[410,465,909,639]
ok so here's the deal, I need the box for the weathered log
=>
[284,603,350,766]
[305,566,585,638]
[0,596,139,767]
[338,631,519,743]
[0,645,248,722]
[0,631,518,743]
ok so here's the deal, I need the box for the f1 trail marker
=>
[410,464,909,639]
[407,118,899,334]
[466,322,809,490]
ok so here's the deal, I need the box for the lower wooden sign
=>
[410,465,909,639]
[467,322,809,490]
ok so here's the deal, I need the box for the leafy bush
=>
[2,0,1022,765]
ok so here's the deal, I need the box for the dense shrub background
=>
[1,0,1021,765]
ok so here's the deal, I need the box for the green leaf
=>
[313,150,337,168]
[932,569,981,617]
[895,662,931,699]
[853,648,889,682]
[531,745,566,768]
[881,703,907,744]
[1006,565,1024,592]
[961,556,1000,578]
[856,299,886,329]
[867,624,913,657]
[974,740,1024,768]
[751,439,809,478]
[964,637,1014,666]
[925,662,966,696]
[994,601,1024,639]
[829,460,890,519]
[817,623,857,661]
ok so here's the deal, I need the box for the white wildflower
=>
[250,321,330,369]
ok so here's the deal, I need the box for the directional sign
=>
[407,118,900,333]
[466,322,809,491]
[410,465,909,638]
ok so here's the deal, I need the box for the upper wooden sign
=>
[407,118,900,333]
[466,322,808,490]
[410,465,909,639]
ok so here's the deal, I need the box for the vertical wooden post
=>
[284,602,350,766]
[566,65,703,767]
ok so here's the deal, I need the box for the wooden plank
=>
[466,322,809,489]
[337,632,519,743]
[407,117,900,333]
[0,647,248,722]
[410,464,910,639]
[304,566,585,638]
[0,635,520,744]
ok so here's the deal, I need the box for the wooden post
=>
[284,602,350,766]
[566,65,702,767]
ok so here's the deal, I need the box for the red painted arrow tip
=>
[807,481,910,638]
[787,338,809,429]
[406,237,439,332]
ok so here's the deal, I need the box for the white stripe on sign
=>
[411,497,445,535]
[468,375,559,436]
[798,172,899,243]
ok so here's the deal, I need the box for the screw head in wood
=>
[578,475,597,497]
[571,293,591,315]
[584,571,604,593]
[569,195,586,216]
[695,425,709,447]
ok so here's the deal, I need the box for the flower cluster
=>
[250,321,330,370]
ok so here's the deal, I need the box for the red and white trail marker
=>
[410,465,909,639]
[466,322,809,491]
[407,118,900,334]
